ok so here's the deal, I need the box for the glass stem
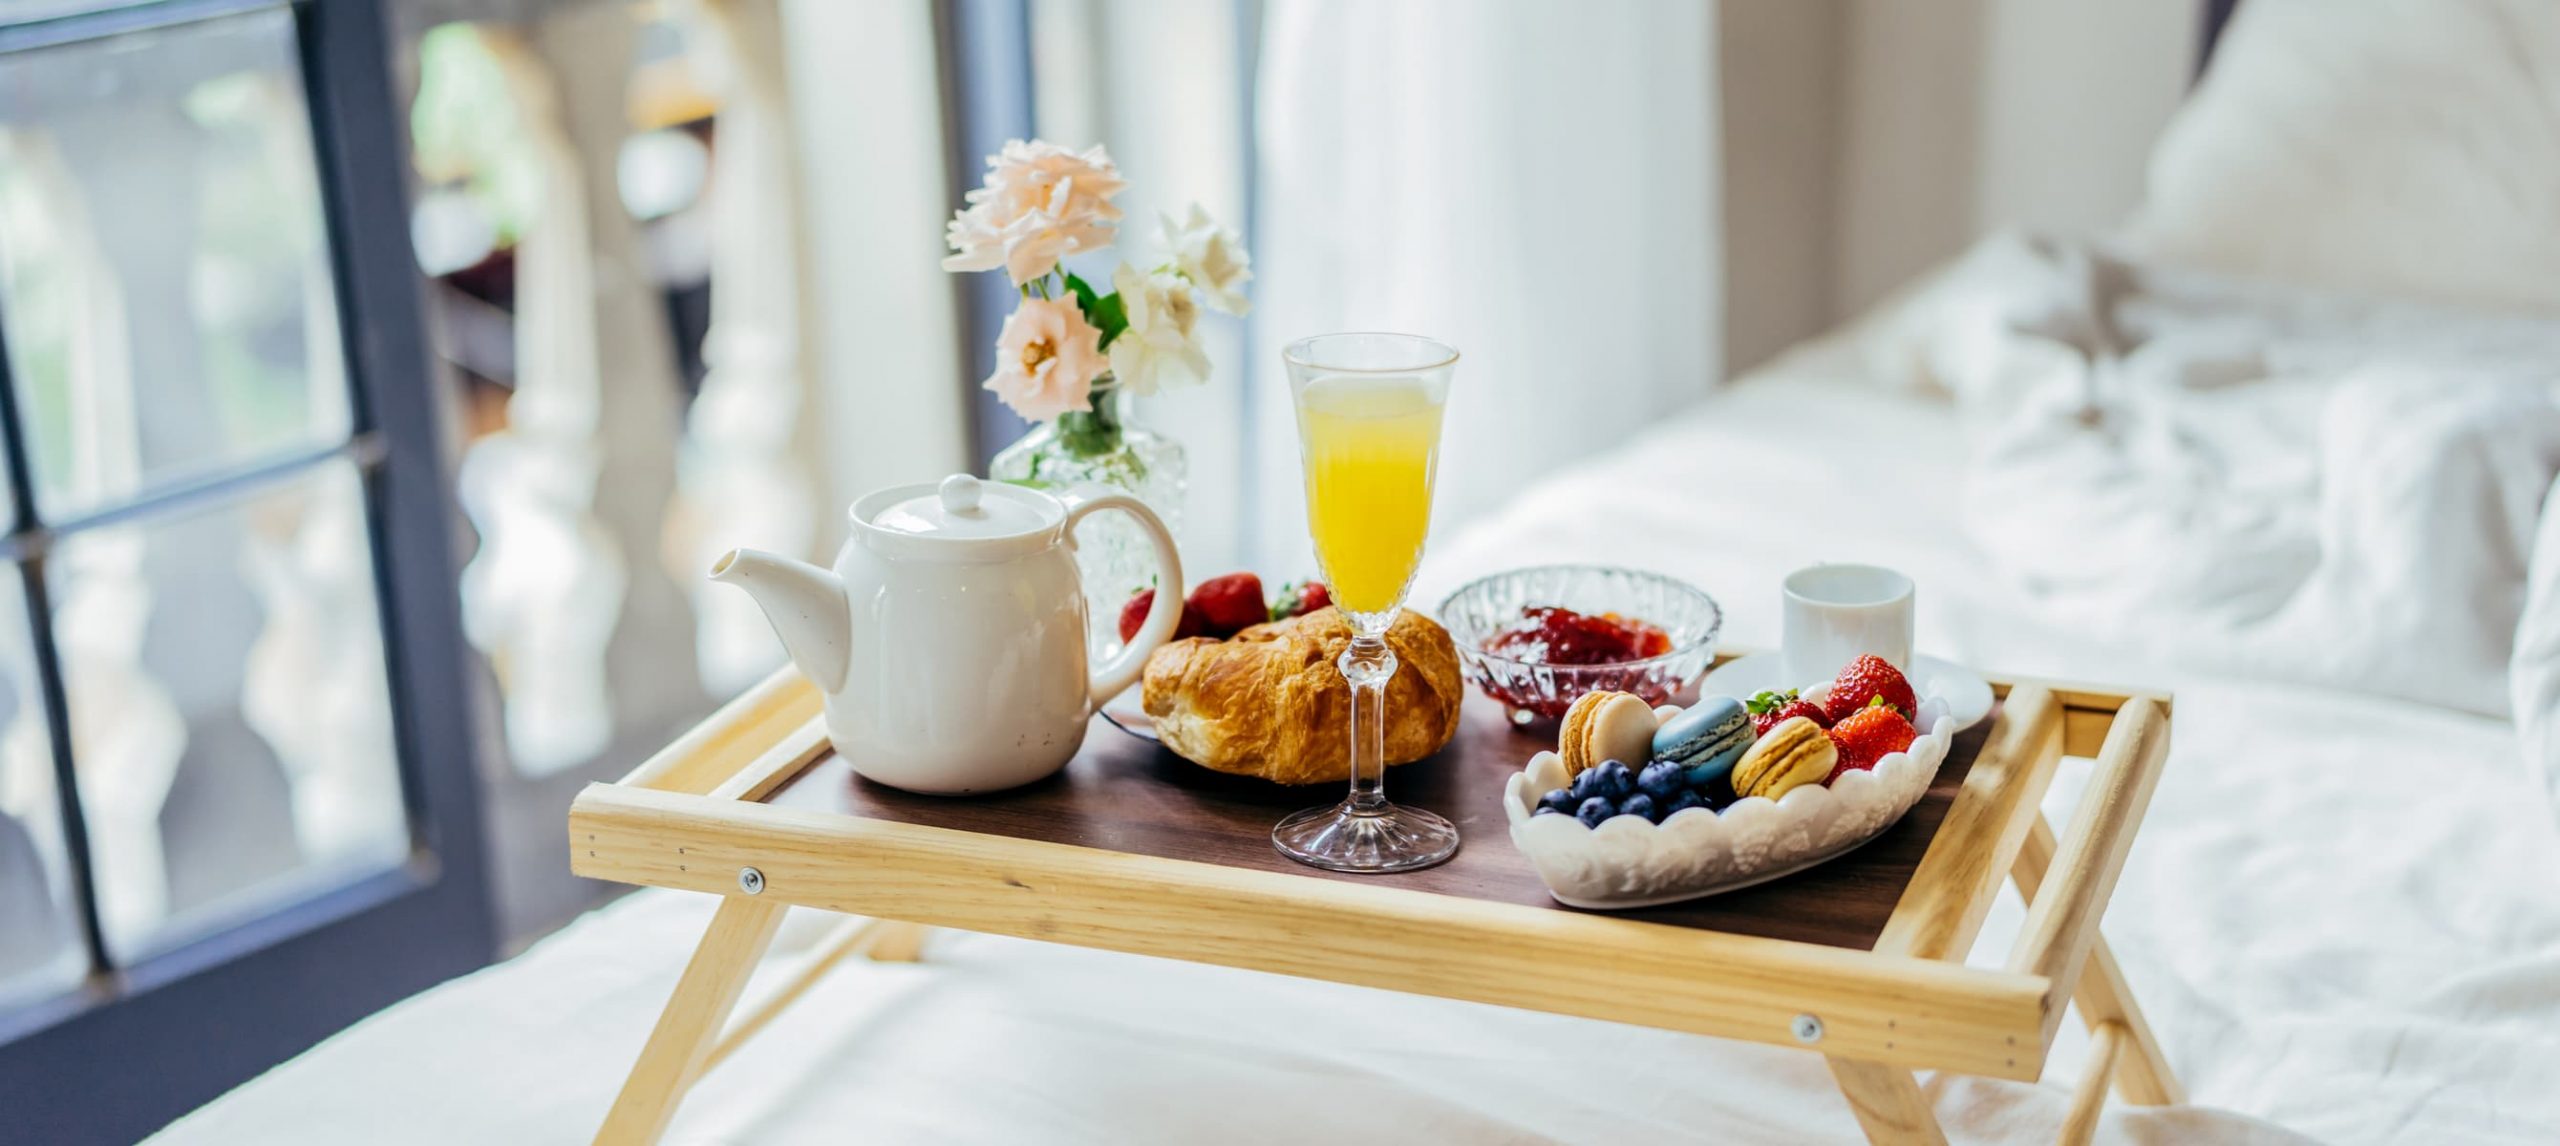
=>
[1339,633,1397,813]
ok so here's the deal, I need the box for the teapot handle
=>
[1060,487,1186,706]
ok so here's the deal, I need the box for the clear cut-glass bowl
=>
[1435,565,1721,725]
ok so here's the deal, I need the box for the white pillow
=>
[2124,0,2560,315]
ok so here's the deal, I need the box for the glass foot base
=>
[1271,801,1460,873]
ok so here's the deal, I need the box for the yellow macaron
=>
[1731,716,1836,800]
[1558,690,1659,776]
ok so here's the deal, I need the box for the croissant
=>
[1140,607,1465,785]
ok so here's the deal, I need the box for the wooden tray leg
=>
[1827,1057,1947,1145]
[865,921,933,962]
[595,897,788,1146]
[2058,1020,2129,1145]
[2010,816,2184,1106]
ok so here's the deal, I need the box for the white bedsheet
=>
[1867,234,2560,724]
[155,303,2560,1146]
[1865,231,2560,830]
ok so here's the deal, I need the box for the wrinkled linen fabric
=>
[1871,235,2560,812]
[2517,475,2560,824]
[148,890,2320,1146]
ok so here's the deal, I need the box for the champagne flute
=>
[1271,333,1461,873]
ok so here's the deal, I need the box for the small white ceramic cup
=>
[1782,563,1915,687]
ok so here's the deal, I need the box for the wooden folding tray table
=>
[570,653,2178,1145]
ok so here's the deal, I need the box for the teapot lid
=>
[867,474,1055,540]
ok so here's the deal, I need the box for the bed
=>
[152,1,2560,1142]
[148,332,2560,1144]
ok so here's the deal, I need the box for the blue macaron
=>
[1652,695,1755,787]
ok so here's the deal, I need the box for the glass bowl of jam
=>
[1435,566,1721,725]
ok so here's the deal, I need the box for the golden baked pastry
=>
[1141,607,1464,784]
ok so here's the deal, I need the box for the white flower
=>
[1107,261,1211,396]
[943,140,1126,285]
[1155,203,1251,315]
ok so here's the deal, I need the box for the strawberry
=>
[1826,701,1918,780]
[1746,689,1830,736]
[1825,654,1917,722]
[1118,587,1207,643]
[1119,589,1152,643]
[1270,580,1333,621]
[1187,572,1267,638]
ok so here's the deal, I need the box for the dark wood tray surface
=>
[763,693,1995,951]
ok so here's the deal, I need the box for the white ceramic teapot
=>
[712,474,1184,794]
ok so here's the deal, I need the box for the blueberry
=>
[1589,760,1636,802]
[1536,788,1577,816]
[1619,793,1659,823]
[1637,760,1686,802]
[1690,771,1738,805]
[1663,789,1705,818]
[1568,767,1604,803]
[1575,796,1616,828]
[1533,805,1561,816]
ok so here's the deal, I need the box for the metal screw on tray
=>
[1792,1014,1824,1044]
[737,867,765,895]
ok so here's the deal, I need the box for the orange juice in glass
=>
[1273,334,1461,873]
[1298,374,1446,614]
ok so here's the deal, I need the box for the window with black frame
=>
[0,2,493,1140]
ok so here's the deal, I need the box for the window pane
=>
[0,3,161,23]
[53,460,407,962]
[0,571,84,1007]
[0,7,354,522]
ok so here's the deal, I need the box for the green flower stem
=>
[998,382,1154,491]
[1054,384,1125,458]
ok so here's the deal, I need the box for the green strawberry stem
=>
[1746,688,1798,714]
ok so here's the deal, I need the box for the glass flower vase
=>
[990,385,1187,665]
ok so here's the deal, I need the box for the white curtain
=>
[783,0,972,535]
[1031,0,1254,572]
[1248,0,1720,576]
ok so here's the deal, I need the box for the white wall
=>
[1724,0,2197,368]
[1969,0,2195,252]
[1718,0,1844,377]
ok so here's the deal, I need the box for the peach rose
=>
[943,141,1126,285]
[985,297,1108,421]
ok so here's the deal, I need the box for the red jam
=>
[1485,605,1673,665]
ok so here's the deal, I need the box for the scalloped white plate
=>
[1503,685,1955,909]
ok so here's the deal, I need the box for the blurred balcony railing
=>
[0,0,965,952]
[402,0,960,942]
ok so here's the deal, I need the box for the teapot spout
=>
[710,548,850,694]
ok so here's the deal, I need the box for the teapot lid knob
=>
[869,473,1050,539]
[937,473,984,515]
